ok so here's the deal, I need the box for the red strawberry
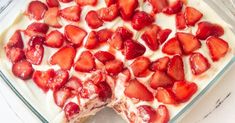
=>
[46,0,60,7]
[45,30,64,48]
[162,0,183,15]
[65,25,87,47]
[65,77,83,93]
[149,56,170,72]
[141,24,160,51]
[25,22,49,37]
[124,79,154,101]
[157,29,172,44]
[60,6,81,21]
[64,102,80,120]
[167,55,185,81]
[27,1,48,20]
[150,70,173,89]
[85,10,103,29]
[172,81,197,102]
[131,11,154,30]
[137,105,157,123]
[109,32,123,50]
[123,39,146,60]
[12,60,34,80]
[155,105,170,123]
[156,87,177,104]
[75,0,97,6]
[176,32,201,55]
[116,26,133,40]
[130,57,151,77]
[105,59,124,75]
[162,37,182,55]
[105,0,116,6]
[53,88,71,107]
[97,82,112,101]
[32,69,55,92]
[196,21,224,40]
[74,51,96,72]
[5,47,25,63]
[148,0,168,13]
[27,36,45,46]
[117,0,138,20]
[59,0,73,3]
[206,36,229,61]
[50,46,76,70]
[97,4,119,21]
[80,80,99,98]
[190,53,210,75]
[90,72,106,84]
[97,29,113,42]
[84,31,99,49]
[176,12,186,30]
[120,68,131,83]
[44,7,62,28]
[49,69,69,90]
[7,30,24,49]
[94,51,115,63]
[185,7,203,26]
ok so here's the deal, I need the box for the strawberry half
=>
[109,32,123,50]
[53,88,71,107]
[49,69,69,90]
[148,0,168,13]
[116,26,133,40]
[162,37,182,55]
[124,39,146,60]
[75,0,97,6]
[7,30,24,49]
[27,1,48,20]
[137,105,157,123]
[46,0,60,7]
[162,0,183,15]
[25,22,49,37]
[97,4,119,21]
[80,80,99,98]
[131,11,154,30]
[60,6,81,21]
[12,60,34,80]
[44,7,62,28]
[155,105,170,123]
[185,7,203,26]
[94,51,115,64]
[85,10,103,29]
[97,82,112,101]
[190,53,210,75]
[50,46,76,70]
[64,102,80,120]
[97,29,113,42]
[105,0,116,6]
[150,70,173,89]
[45,30,64,48]
[105,59,124,75]
[176,32,201,55]
[176,12,186,30]
[5,47,25,63]
[167,55,185,81]
[156,87,177,104]
[118,0,138,20]
[157,29,172,44]
[149,56,170,72]
[84,31,99,49]
[206,36,229,61]
[65,25,87,47]
[130,57,151,77]
[65,77,83,93]
[74,51,96,72]
[124,79,154,101]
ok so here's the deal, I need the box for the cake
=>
[1,0,235,123]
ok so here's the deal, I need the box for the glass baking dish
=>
[0,0,235,123]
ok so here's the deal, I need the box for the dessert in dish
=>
[1,0,235,122]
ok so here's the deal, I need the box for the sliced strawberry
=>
[156,87,177,104]
[12,60,34,80]
[131,11,154,30]
[131,57,151,77]
[176,12,186,30]
[25,22,49,37]
[65,77,83,93]
[176,32,201,55]
[116,26,133,40]
[157,29,172,44]
[105,0,116,6]
[97,82,112,101]
[206,36,229,61]
[97,29,113,42]
[90,72,106,84]
[5,47,25,63]
[32,69,55,92]
[44,7,62,28]
[120,68,131,83]
[185,7,203,26]
[155,105,170,123]
[109,32,123,50]
[59,0,73,3]
[80,80,99,98]
[172,81,197,102]
[49,69,69,90]
[105,59,124,75]
[74,51,96,72]
[124,79,154,101]
[50,46,76,70]
[45,30,64,48]
[85,10,103,29]
[7,30,24,49]
[84,31,99,49]
[141,24,160,51]
[149,56,170,72]
[162,37,182,55]
[97,4,119,21]
[117,0,138,20]
[53,88,71,107]
[148,0,168,13]
[64,102,80,120]
[60,6,81,21]
[167,55,184,81]
[65,25,87,47]
[196,21,224,40]
[27,1,48,20]
[162,0,183,15]
[75,0,97,6]
[137,105,157,123]
[27,36,45,46]
[150,70,173,89]
[124,39,146,60]
[94,51,115,63]
[190,53,210,75]
[47,0,59,7]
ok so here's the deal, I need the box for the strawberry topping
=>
[167,55,185,81]
[162,37,182,55]
[84,31,99,49]
[118,0,138,20]
[123,39,146,60]
[46,0,60,7]
[131,11,154,30]
[27,1,48,20]
[150,70,173,89]
[64,102,80,120]
[44,7,62,28]
[190,53,210,75]
[65,25,87,47]
[185,7,203,26]
[7,30,24,49]
[74,51,96,72]
[53,88,71,107]
[45,30,64,48]
[105,59,124,75]
[130,57,151,77]
[33,69,55,92]
[97,4,119,21]
[12,60,34,80]
[60,6,81,21]
[94,51,115,63]
[149,56,170,72]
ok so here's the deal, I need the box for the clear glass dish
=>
[0,0,235,123]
